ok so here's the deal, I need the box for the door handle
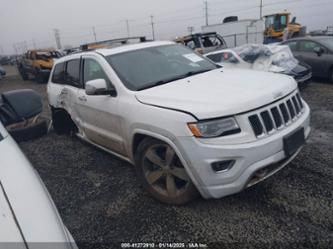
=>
[78,96,87,102]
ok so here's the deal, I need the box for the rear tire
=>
[51,108,78,135]
[135,138,199,205]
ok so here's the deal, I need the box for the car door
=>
[60,59,81,125]
[295,40,329,77]
[75,56,126,156]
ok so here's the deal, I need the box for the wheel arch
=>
[130,130,203,195]
[50,105,78,134]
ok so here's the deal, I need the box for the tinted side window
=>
[299,41,322,52]
[65,59,81,87]
[185,40,196,49]
[185,38,201,49]
[285,41,298,51]
[207,52,238,63]
[52,62,65,83]
[83,59,111,87]
[206,53,222,62]
[201,36,222,48]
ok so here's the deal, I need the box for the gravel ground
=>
[1,66,332,249]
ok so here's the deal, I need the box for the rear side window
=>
[65,59,81,87]
[52,62,65,83]
[299,41,323,53]
[201,35,224,48]
[285,41,298,51]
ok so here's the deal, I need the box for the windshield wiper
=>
[137,69,214,91]
[137,79,173,91]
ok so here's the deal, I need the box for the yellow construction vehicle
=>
[17,50,62,83]
[264,12,304,43]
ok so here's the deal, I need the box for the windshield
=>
[234,44,298,72]
[49,51,62,58]
[36,52,51,60]
[36,51,61,60]
[319,37,333,51]
[106,44,218,91]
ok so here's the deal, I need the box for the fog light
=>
[211,160,235,172]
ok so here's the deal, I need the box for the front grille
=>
[248,92,305,137]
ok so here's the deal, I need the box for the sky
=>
[0,0,332,54]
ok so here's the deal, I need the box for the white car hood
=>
[0,189,25,245]
[0,126,74,247]
[136,68,297,119]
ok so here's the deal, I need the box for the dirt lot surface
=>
[1,66,332,249]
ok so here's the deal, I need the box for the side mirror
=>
[314,47,324,56]
[85,79,115,96]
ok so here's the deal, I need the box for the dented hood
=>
[136,68,297,119]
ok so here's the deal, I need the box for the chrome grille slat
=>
[296,93,304,109]
[276,107,285,126]
[292,96,300,114]
[286,100,296,119]
[284,102,293,122]
[271,107,283,128]
[258,114,268,134]
[260,111,274,133]
[268,109,277,130]
[248,93,305,138]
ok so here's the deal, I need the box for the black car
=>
[282,36,333,82]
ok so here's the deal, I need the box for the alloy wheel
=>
[142,144,190,198]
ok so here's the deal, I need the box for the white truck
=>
[202,19,265,48]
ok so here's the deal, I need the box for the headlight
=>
[188,117,240,138]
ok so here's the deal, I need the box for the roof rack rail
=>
[80,36,147,51]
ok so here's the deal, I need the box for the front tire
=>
[135,138,199,205]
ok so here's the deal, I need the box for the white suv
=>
[47,40,311,205]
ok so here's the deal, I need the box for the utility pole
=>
[0,46,4,55]
[150,15,155,40]
[125,20,130,37]
[260,0,263,19]
[187,26,194,34]
[53,28,62,49]
[23,41,28,52]
[13,44,18,54]
[32,39,37,49]
[204,0,209,26]
[92,26,97,42]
